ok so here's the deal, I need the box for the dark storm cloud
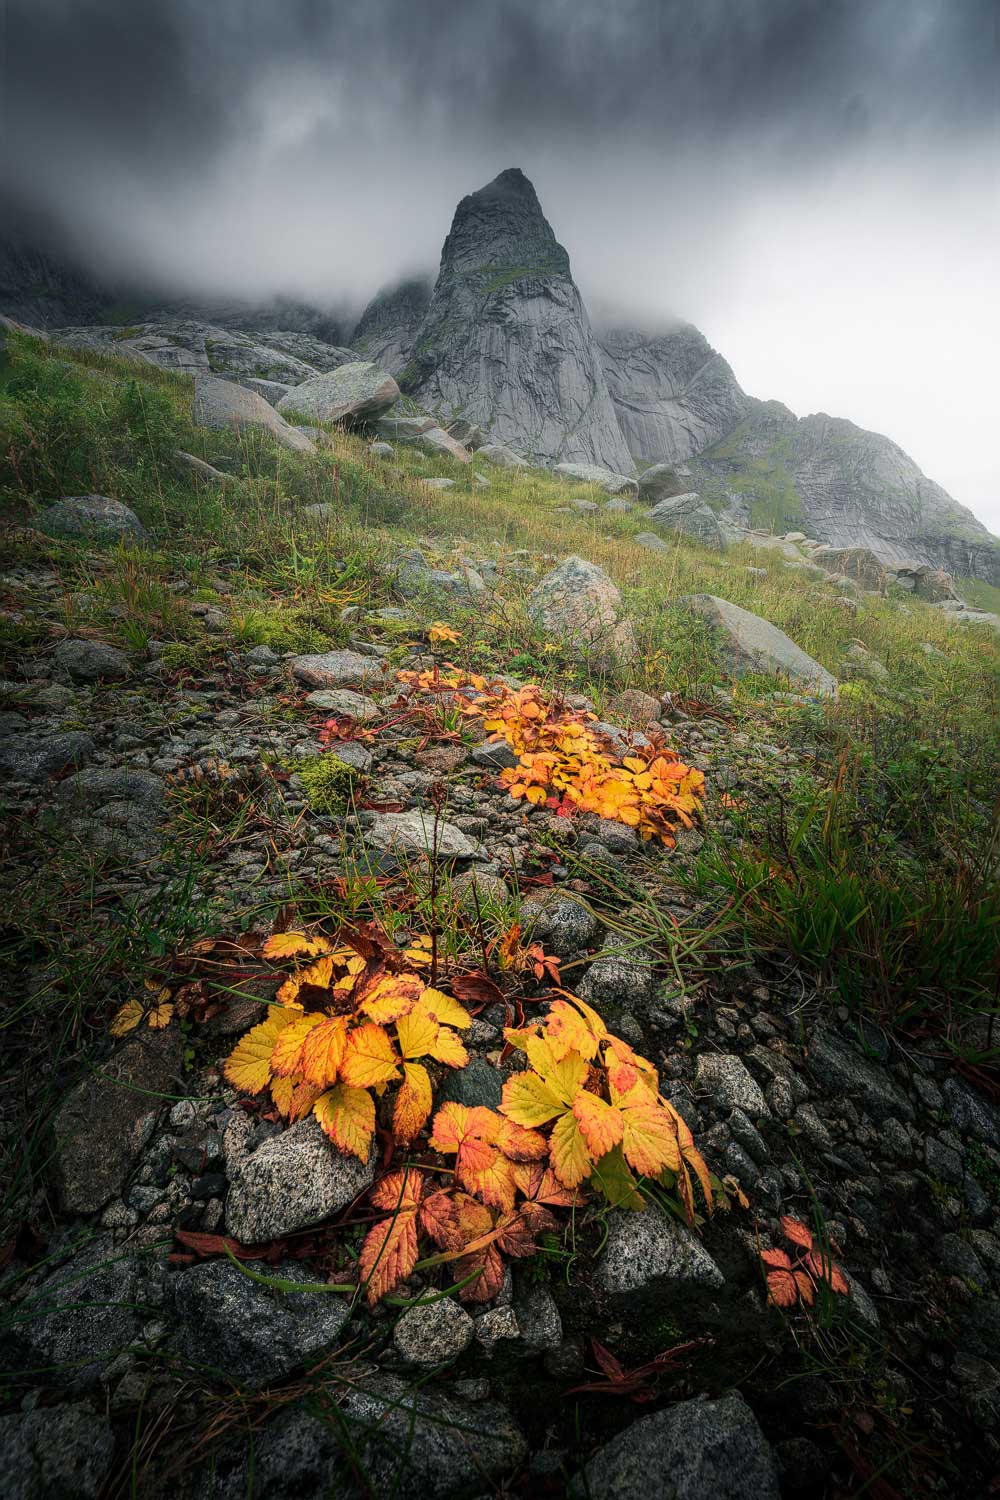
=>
[2,0,995,282]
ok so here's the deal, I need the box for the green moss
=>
[293,753,361,814]
[231,602,350,654]
[159,641,217,673]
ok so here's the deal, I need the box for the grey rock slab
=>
[174,449,232,483]
[17,1236,148,1385]
[553,462,638,495]
[188,1405,347,1500]
[290,649,385,690]
[421,477,455,490]
[35,493,148,543]
[471,738,519,770]
[571,1392,779,1500]
[0,1402,115,1500]
[363,809,482,860]
[55,765,166,856]
[0,729,95,783]
[521,893,601,957]
[578,950,656,1012]
[242,377,293,405]
[403,424,472,463]
[648,492,725,551]
[595,1209,724,1297]
[679,593,837,696]
[695,1054,769,1117]
[528,554,636,663]
[514,1280,563,1349]
[807,1030,914,1122]
[53,1026,182,1213]
[53,637,130,682]
[438,1057,503,1110]
[478,442,530,469]
[339,1373,526,1498]
[193,376,316,453]
[225,1117,375,1242]
[303,687,380,719]
[943,1077,1000,1149]
[172,1258,351,1387]
[393,1298,475,1366]
[635,530,672,553]
[276,361,398,424]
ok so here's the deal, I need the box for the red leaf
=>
[591,1338,626,1382]
[760,1247,793,1270]
[780,1215,813,1250]
[174,1230,268,1260]
[451,971,506,1008]
[766,1268,799,1307]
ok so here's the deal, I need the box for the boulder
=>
[392,1299,475,1367]
[173,1259,351,1388]
[0,730,95,783]
[55,765,166,857]
[634,531,671,554]
[16,1236,147,1384]
[52,1026,182,1212]
[1,312,49,347]
[892,562,958,601]
[375,414,436,442]
[527,555,637,664]
[553,462,638,495]
[807,1030,914,1122]
[811,545,887,590]
[34,493,149,543]
[242,377,293,406]
[637,462,688,501]
[571,1393,779,1500]
[842,642,889,683]
[173,450,231,484]
[401,424,472,463]
[193,376,316,453]
[678,594,837,696]
[695,1054,769,1115]
[225,1117,375,1242]
[648,492,724,551]
[276,361,399,425]
[478,442,530,469]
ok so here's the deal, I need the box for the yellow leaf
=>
[425,1026,468,1069]
[269,1011,326,1077]
[110,999,143,1037]
[359,1211,419,1304]
[298,1015,348,1088]
[395,1010,439,1061]
[545,998,605,1061]
[223,1007,298,1094]
[428,622,460,645]
[340,1022,399,1088]
[550,1111,592,1188]
[524,1036,589,1103]
[500,1069,567,1128]
[393,1062,433,1143]
[619,1087,681,1177]
[147,1001,174,1030]
[262,932,332,960]
[313,1083,375,1161]
[413,988,471,1030]
[359,973,422,1024]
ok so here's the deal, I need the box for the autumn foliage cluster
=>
[761,1215,849,1307]
[398,667,705,845]
[222,929,711,1303]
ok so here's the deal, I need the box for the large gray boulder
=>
[193,376,316,453]
[225,1117,375,1242]
[595,1209,725,1299]
[16,1237,148,1384]
[679,594,837,696]
[528,554,636,663]
[598,321,751,468]
[637,462,689,501]
[277,361,399,425]
[478,442,530,470]
[571,1393,779,1499]
[34,494,148,543]
[553,462,638,495]
[648,492,725,551]
[811,545,888,590]
[364,809,482,860]
[401,169,635,474]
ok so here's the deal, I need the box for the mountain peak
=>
[467,167,540,207]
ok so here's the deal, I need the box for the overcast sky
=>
[2,0,998,527]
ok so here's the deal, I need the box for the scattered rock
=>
[16,1237,147,1385]
[55,765,166,856]
[303,687,379,718]
[648,492,725,551]
[34,494,148,543]
[289,649,385,690]
[807,1030,914,1122]
[514,1281,563,1349]
[225,1117,375,1241]
[363,810,482,860]
[0,729,95,783]
[811,545,887,590]
[521,892,601,956]
[695,1054,769,1117]
[174,450,232,484]
[393,1299,475,1366]
[438,1057,504,1110]
[478,442,530,469]
[571,1392,779,1499]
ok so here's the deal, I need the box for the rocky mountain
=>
[0,233,112,329]
[395,168,635,474]
[350,276,432,372]
[596,320,750,467]
[690,399,1000,585]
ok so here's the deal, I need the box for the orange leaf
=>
[617,1086,681,1178]
[766,1268,799,1307]
[269,1011,326,1077]
[359,1211,418,1304]
[781,1215,813,1250]
[298,1015,348,1088]
[806,1250,849,1294]
[453,1241,505,1303]
[371,1169,424,1213]
[760,1247,793,1269]
[795,1271,816,1305]
[572,1090,625,1158]
[359,973,423,1024]
[493,1117,548,1163]
[339,1023,400,1088]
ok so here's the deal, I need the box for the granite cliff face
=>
[351,277,432,373]
[0,235,111,328]
[399,169,634,473]
[691,400,1000,584]
[597,321,750,467]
